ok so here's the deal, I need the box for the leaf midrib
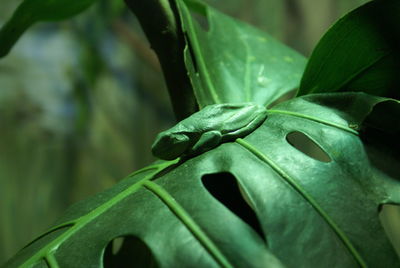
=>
[20,158,232,268]
[144,180,234,268]
[235,138,367,268]
[20,161,177,267]
[268,109,359,135]
[179,1,221,105]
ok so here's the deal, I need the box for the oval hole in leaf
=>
[379,204,400,258]
[286,131,331,162]
[360,104,400,179]
[201,172,265,241]
[103,236,158,268]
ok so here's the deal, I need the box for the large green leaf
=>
[0,0,97,57]
[4,92,399,267]
[298,0,400,99]
[176,0,307,108]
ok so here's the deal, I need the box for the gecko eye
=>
[170,133,190,143]
[152,133,191,160]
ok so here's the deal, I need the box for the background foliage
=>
[0,0,369,263]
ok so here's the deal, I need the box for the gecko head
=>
[151,133,190,160]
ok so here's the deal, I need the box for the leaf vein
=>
[235,138,367,268]
[267,109,359,135]
[19,160,178,267]
[143,180,234,268]
[179,1,221,104]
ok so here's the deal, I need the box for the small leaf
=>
[176,0,307,107]
[298,0,400,99]
[0,0,97,57]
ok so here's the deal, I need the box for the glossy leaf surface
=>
[5,93,399,267]
[3,0,400,267]
[0,0,97,57]
[299,0,400,99]
[176,0,307,108]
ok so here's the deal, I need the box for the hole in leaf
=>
[379,204,400,258]
[286,131,331,162]
[186,1,210,31]
[103,236,158,268]
[360,102,400,181]
[201,172,265,241]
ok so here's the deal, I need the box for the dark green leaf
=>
[0,0,96,57]
[176,0,307,108]
[298,0,400,99]
[5,93,399,267]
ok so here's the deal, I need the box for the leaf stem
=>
[45,254,60,268]
[124,0,198,120]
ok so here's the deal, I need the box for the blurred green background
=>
[0,0,371,263]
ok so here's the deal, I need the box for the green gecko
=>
[152,103,268,160]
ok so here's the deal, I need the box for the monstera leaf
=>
[176,0,306,108]
[3,0,400,267]
[4,92,400,267]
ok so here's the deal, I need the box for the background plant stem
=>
[124,0,198,120]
